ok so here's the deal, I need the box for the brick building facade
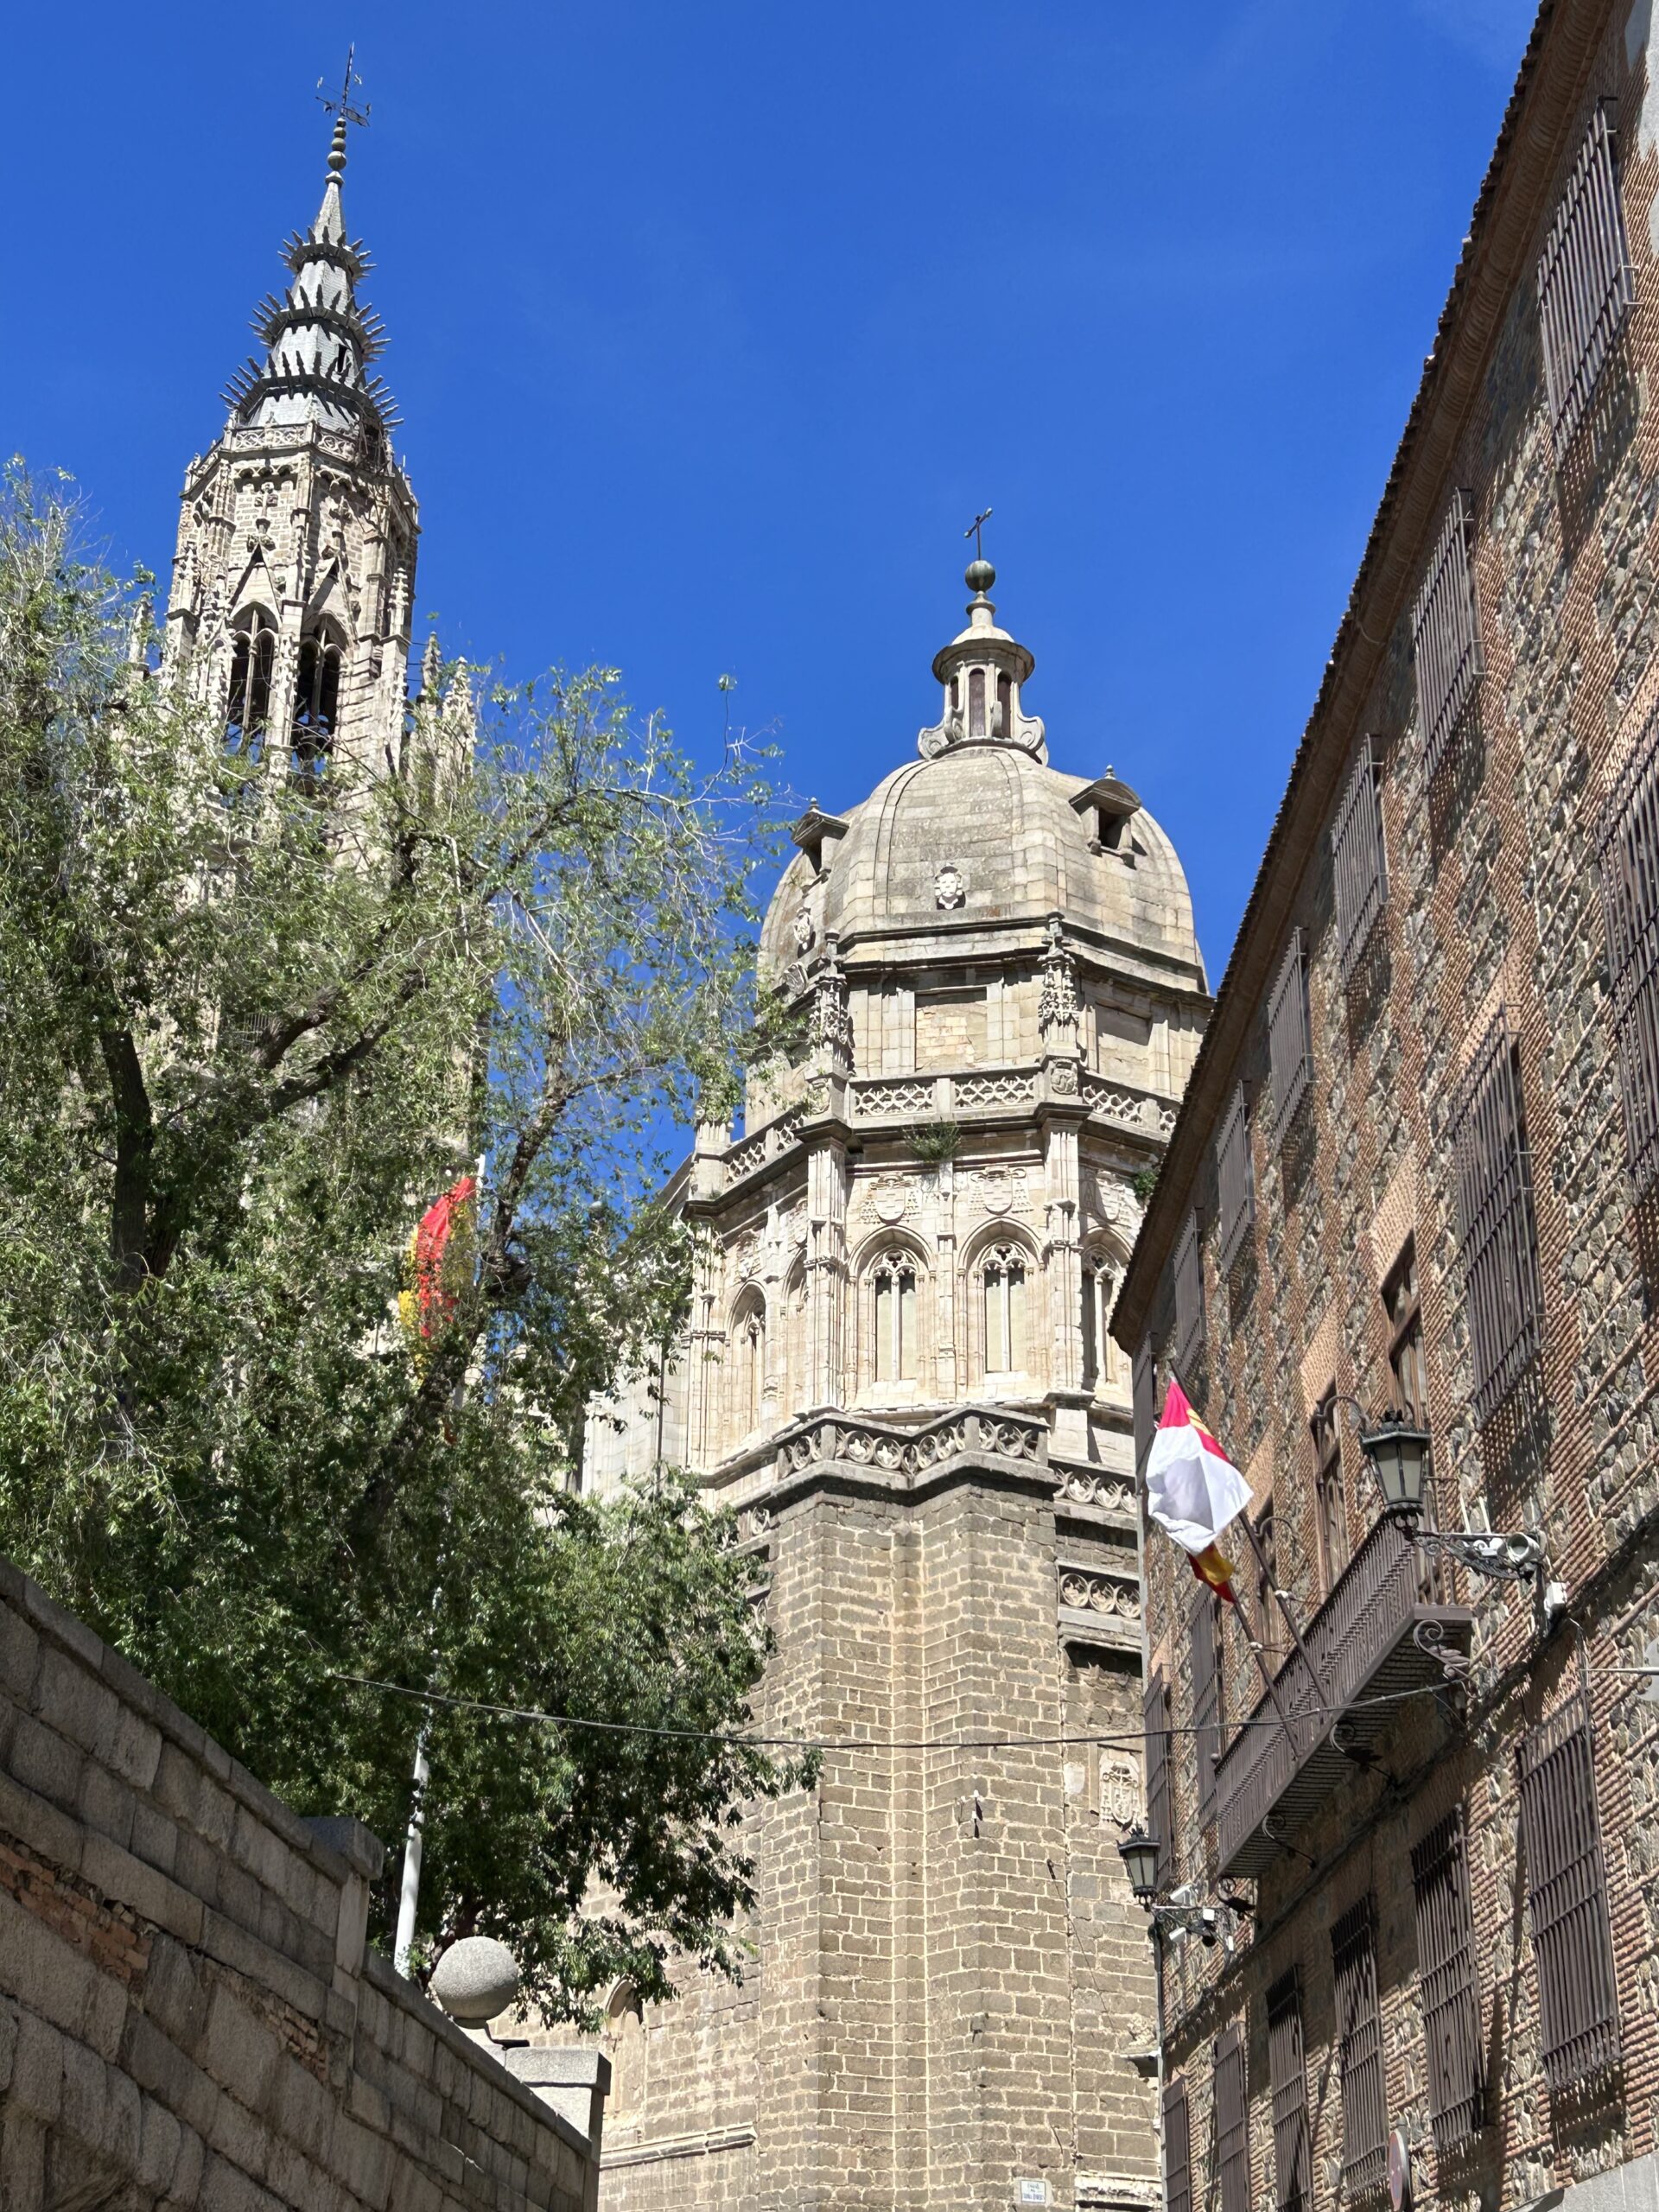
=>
[1112,5,1659,2209]
[583,575,1210,2209]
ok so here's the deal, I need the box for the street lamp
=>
[1357,1409,1432,1518]
[1116,1827,1160,1906]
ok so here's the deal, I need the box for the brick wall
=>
[0,1554,606,2212]
[1114,2,1659,2207]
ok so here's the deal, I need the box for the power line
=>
[329,1669,1454,1757]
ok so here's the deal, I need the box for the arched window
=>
[1082,1256,1114,1392]
[995,671,1012,738]
[968,667,987,738]
[982,1246,1027,1375]
[225,610,276,758]
[290,630,343,788]
[872,1252,918,1383]
[604,1980,645,2118]
[731,1294,766,1440]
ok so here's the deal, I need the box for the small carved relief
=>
[730,1230,763,1281]
[933,862,967,910]
[1099,1757,1142,1831]
[792,903,816,956]
[966,1166,1031,1218]
[857,1174,918,1227]
[1050,1059,1080,1095]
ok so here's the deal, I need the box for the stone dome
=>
[760,573,1205,986]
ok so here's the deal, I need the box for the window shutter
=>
[1214,2020,1249,2212]
[1413,490,1483,783]
[1144,1667,1173,1891]
[1331,1898,1388,2195]
[1163,2075,1192,2212]
[1266,932,1313,1150]
[1331,739,1388,981]
[1596,703,1659,1197]
[1267,1972,1312,2212]
[1411,1808,1484,2152]
[1216,1083,1255,1274]
[1538,102,1634,449]
[1173,1212,1205,1377]
[1191,1586,1220,1833]
[1516,1694,1621,2090]
[1450,1013,1545,1422]
[1133,1335,1158,1475]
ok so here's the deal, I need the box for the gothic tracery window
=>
[290,629,343,788]
[225,609,276,759]
[872,1251,918,1384]
[982,1245,1027,1376]
[1082,1255,1114,1392]
[731,1293,766,1440]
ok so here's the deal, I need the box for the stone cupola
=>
[918,558,1046,760]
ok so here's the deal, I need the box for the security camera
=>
[1198,1907,1219,1948]
[1504,1531,1544,1575]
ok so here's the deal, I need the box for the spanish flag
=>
[1144,1380,1253,1603]
[398,1175,478,1374]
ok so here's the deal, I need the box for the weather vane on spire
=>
[963,508,993,560]
[318,45,371,141]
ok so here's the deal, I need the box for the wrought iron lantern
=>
[1116,1827,1160,1905]
[1357,1409,1432,1518]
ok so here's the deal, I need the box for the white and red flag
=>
[1144,1379,1254,1602]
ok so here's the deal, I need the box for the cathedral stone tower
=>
[584,563,1211,2212]
[162,105,418,782]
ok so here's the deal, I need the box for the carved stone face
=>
[792,903,816,954]
[933,863,966,910]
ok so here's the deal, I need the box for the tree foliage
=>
[0,467,807,2021]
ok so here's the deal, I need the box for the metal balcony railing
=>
[1212,1513,1473,1878]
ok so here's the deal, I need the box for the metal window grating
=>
[1595,702,1659,1197]
[1144,1668,1173,1891]
[1192,1586,1221,1833]
[1134,1335,1158,1474]
[1267,1972,1312,2212]
[1332,1897,1388,2195]
[1413,490,1483,784]
[1332,739,1389,981]
[1411,1808,1484,2153]
[1164,2075,1192,2212]
[1215,2022,1249,2212]
[1217,1083,1255,1274]
[1174,1211,1205,1376]
[1539,102,1635,450]
[1450,1012,1545,1423]
[1267,931,1313,1150]
[1516,1694,1621,2092]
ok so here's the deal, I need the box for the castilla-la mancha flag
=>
[1145,1379,1254,1601]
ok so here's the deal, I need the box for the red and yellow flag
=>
[398,1175,477,1372]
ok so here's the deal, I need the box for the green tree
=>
[0,467,809,2022]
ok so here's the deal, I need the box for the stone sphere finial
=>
[965,556,996,596]
[430,1936,521,2024]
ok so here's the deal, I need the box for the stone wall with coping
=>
[0,1552,607,2212]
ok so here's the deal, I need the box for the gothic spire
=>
[222,75,397,444]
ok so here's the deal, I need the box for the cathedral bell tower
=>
[162,90,417,785]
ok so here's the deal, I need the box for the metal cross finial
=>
[318,45,371,132]
[963,509,993,559]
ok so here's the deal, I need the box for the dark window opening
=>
[226,611,276,760]
[1413,490,1482,784]
[969,667,987,737]
[1517,1694,1621,2091]
[1539,102,1635,450]
[1383,1237,1427,1427]
[1595,701,1659,1197]
[1450,1013,1545,1424]
[1266,931,1313,1149]
[1267,1972,1312,2212]
[1332,739,1388,980]
[1412,1808,1484,2152]
[995,670,1012,737]
[291,631,342,788]
[1332,1897,1388,2196]
[1312,1389,1350,1597]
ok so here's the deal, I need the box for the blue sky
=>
[3,0,1535,982]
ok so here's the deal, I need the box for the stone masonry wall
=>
[1121,3,1659,2209]
[0,1554,605,2212]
